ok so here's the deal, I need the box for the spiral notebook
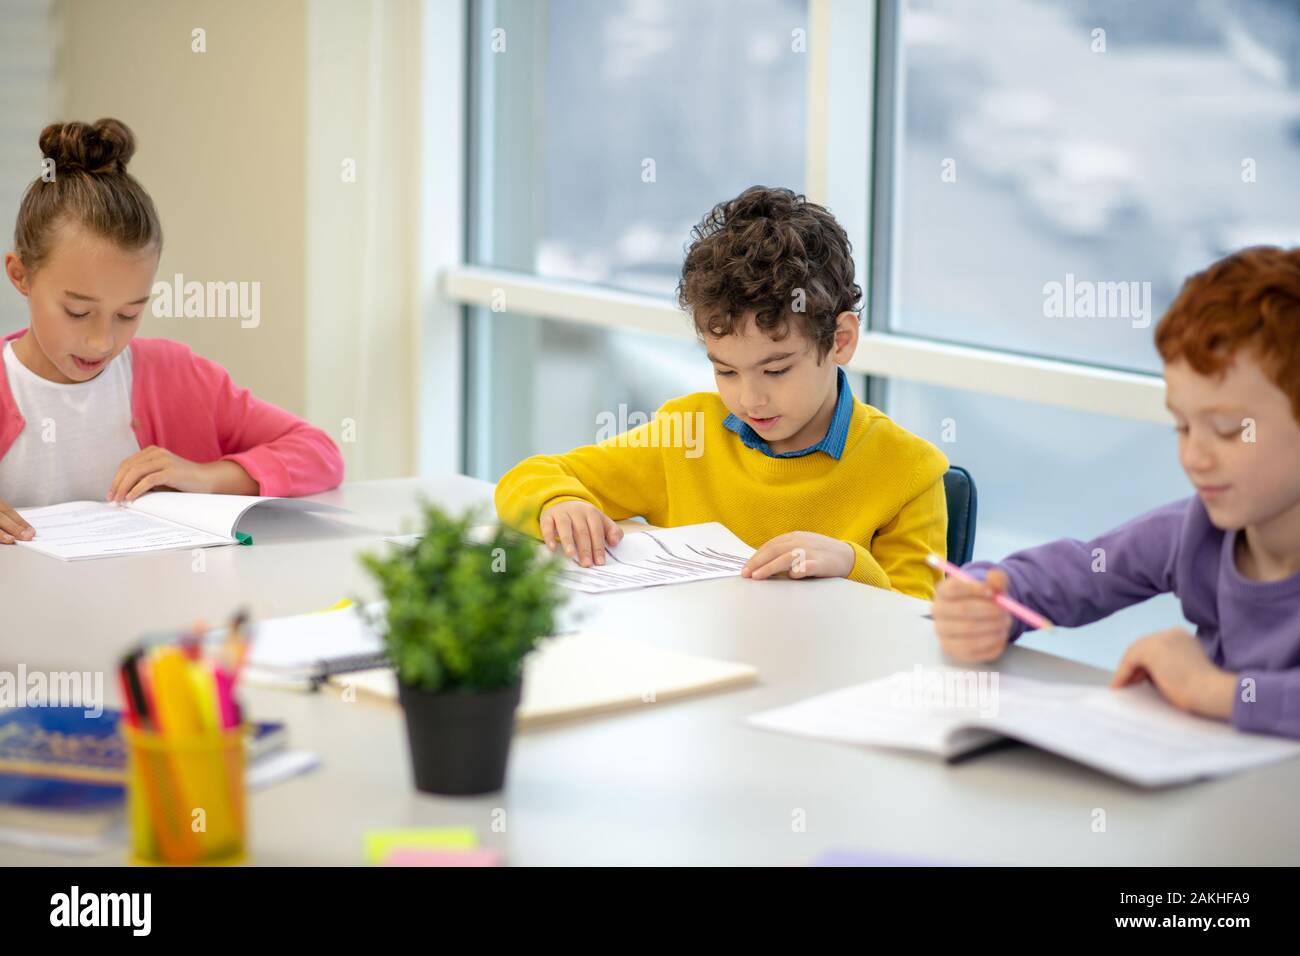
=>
[234,604,389,689]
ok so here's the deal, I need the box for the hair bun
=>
[38,118,136,175]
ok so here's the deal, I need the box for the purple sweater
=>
[967,497,1300,739]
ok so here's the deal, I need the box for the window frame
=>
[434,0,1172,475]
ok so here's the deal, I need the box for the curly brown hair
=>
[677,186,862,357]
[1155,245,1300,422]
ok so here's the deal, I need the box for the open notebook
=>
[14,493,348,560]
[747,669,1300,788]
[330,633,759,728]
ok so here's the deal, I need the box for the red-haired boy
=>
[934,247,1300,738]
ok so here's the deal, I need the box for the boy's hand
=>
[540,500,623,567]
[0,497,35,544]
[933,568,1013,662]
[1111,627,1236,720]
[741,531,854,581]
[109,447,258,503]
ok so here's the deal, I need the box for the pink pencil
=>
[926,554,1055,632]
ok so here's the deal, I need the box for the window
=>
[873,0,1300,664]
[447,0,1300,670]
[467,0,809,478]
[0,0,57,334]
[885,380,1189,668]
[878,0,1300,372]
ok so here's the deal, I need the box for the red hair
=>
[1155,246,1300,422]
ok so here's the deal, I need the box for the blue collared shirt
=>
[722,366,853,460]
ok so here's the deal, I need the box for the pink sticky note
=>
[382,848,503,867]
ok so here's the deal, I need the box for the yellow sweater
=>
[494,391,949,599]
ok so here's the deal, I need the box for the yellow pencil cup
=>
[124,724,247,866]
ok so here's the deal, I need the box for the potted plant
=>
[360,501,565,795]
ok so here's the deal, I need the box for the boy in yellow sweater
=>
[495,186,949,598]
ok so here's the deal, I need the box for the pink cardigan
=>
[0,329,343,498]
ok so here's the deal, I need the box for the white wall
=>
[12,0,455,479]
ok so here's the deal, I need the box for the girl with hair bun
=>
[0,118,343,542]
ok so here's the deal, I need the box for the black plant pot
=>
[396,680,522,796]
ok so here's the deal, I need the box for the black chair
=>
[942,465,978,566]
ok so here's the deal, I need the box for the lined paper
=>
[13,500,232,560]
[14,494,350,561]
[555,522,756,593]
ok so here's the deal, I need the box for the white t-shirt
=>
[0,341,141,508]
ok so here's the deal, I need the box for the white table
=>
[4,477,1297,865]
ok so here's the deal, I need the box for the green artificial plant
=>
[360,501,567,694]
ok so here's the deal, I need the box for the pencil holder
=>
[124,724,247,866]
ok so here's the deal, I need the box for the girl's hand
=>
[540,500,623,566]
[0,497,35,544]
[932,569,1013,663]
[1111,627,1237,720]
[108,447,258,503]
[742,531,855,581]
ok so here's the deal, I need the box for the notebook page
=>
[246,605,385,673]
[13,500,233,561]
[748,671,1300,786]
[130,492,348,539]
[555,522,756,593]
[987,681,1300,787]
[746,676,1004,757]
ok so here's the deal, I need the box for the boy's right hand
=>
[540,500,623,567]
[933,568,1012,662]
[0,498,34,545]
